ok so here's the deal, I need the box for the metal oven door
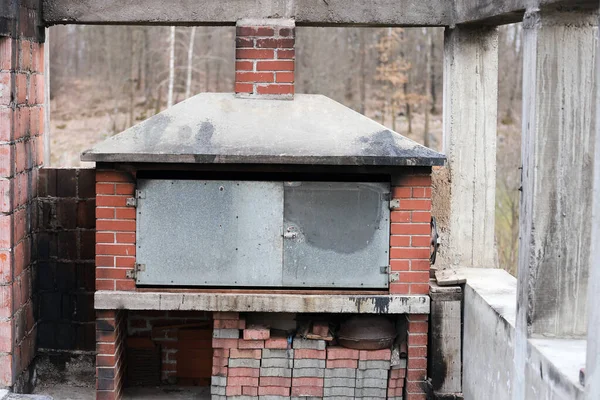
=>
[135,179,284,286]
[282,181,390,289]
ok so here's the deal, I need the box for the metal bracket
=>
[126,264,145,279]
[380,266,389,274]
[389,199,400,209]
[389,272,399,283]
[126,197,137,207]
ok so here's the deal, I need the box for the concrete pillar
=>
[586,12,600,400]
[515,8,598,400]
[517,9,598,340]
[440,26,498,269]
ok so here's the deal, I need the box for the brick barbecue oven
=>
[82,19,445,400]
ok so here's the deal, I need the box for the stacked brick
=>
[388,358,407,400]
[324,347,358,399]
[389,170,433,295]
[405,314,428,400]
[235,19,295,99]
[356,349,392,399]
[290,338,325,399]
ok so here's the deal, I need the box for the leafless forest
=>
[48,25,523,274]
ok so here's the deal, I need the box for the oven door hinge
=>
[127,190,144,207]
[126,263,145,279]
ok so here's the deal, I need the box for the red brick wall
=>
[94,170,136,292]
[95,169,432,295]
[0,11,44,388]
[390,173,432,295]
[235,19,295,98]
[96,309,126,400]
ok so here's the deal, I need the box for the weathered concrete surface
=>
[81,93,445,167]
[439,26,498,269]
[41,0,598,26]
[527,339,586,400]
[461,268,586,400]
[517,10,597,340]
[94,291,430,314]
[43,0,451,26]
[429,283,462,395]
[454,0,599,25]
[586,12,600,400]
[462,268,515,400]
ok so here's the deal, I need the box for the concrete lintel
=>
[42,0,451,27]
[94,291,430,314]
[42,0,598,27]
[454,0,598,26]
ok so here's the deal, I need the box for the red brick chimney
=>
[235,19,295,99]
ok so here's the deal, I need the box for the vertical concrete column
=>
[515,8,598,400]
[586,12,600,400]
[440,26,498,268]
[517,9,598,339]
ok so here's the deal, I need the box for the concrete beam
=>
[94,291,430,314]
[585,12,600,400]
[42,0,451,27]
[439,25,498,269]
[41,0,599,27]
[454,0,599,26]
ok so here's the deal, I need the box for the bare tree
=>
[167,26,176,108]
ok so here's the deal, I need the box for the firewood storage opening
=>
[121,310,419,400]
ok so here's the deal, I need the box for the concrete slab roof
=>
[81,93,445,167]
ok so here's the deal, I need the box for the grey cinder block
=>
[294,359,325,369]
[324,377,356,387]
[228,358,261,368]
[291,367,325,378]
[324,368,356,379]
[262,357,294,368]
[358,360,391,370]
[357,369,389,380]
[211,376,227,387]
[323,387,355,397]
[212,328,240,339]
[260,367,293,377]
[356,377,388,389]
[293,338,326,350]
[262,349,294,359]
[355,387,387,397]
[210,385,225,396]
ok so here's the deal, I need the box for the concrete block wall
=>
[0,0,44,389]
[36,168,96,351]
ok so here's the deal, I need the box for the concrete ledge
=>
[94,291,430,314]
[460,268,586,400]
